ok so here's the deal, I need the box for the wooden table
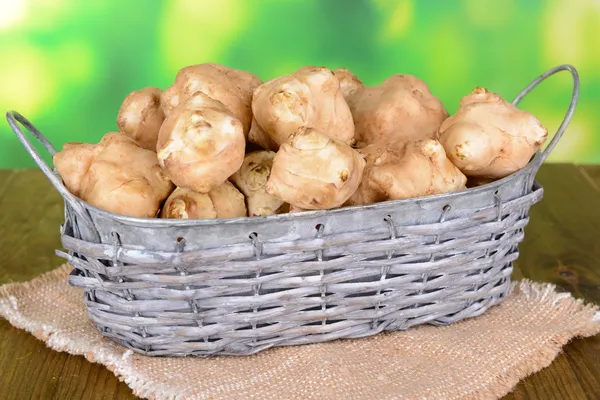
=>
[1,165,599,400]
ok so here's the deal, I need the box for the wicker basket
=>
[7,65,579,357]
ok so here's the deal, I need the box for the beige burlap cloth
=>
[1,265,599,400]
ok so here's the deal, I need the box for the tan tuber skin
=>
[53,133,174,218]
[116,87,165,151]
[466,176,497,188]
[333,68,365,102]
[157,91,246,194]
[244,135,268,154]
[346,139,466,206]
[348,74,448,148]
[161,63,262,136]
[230,151,288,217]
[248,117,280,151]
[250,66,355,151]
[438,87,548,179]
[289,205,306,213]
[161,181,246,219]
[266,127,365,210]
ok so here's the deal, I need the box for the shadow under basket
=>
[6,64,580,357]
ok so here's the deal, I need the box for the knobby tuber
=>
[161,181,246,219]
[466,176,497,188]
[157,91,246,193]
[266,127,365,210]
[346,139,466,206]
[248,117,280,152]
[438,87,548,179]
[116,87,165,151]
[250,66,355,150]
[289,205,306,213]
[333,68,365,102]
[231,151,288,217]
[161,63,262,136]
[348,74,448,148]
[55,62,550,221]
[53,133,174,218]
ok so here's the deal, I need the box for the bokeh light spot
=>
[52,40,96,85]
[160,0,251,75]
[542,0,600,76]
[374,0,414,41]
[0,0,28,30]
[544,116,591,162]
[464,0,515,29]
[0,44,56,130]
[419,22,471,113]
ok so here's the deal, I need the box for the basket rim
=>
[70,155,538,228]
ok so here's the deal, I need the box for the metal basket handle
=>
[6,111,100,242]
[512,64,580,172]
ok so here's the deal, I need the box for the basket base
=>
[73,263,513,357]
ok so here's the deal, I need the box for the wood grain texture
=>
[0,170,64,284]
[0,167,598,400]
[506,164,600,400]
[578,164,600,193]
[0,169,137,400]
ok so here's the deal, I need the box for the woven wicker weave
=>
[7,65,579,356]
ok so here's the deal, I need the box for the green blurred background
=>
[1,0,599,169]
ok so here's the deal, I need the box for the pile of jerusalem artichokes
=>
[53,63,548,219]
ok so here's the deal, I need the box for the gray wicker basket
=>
[7,65,579,357]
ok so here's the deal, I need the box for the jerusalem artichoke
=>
[53,133,174,218]
[116,87,165,151]
[289,205,306,213]
[346,139,466,206]
[266,127,365,210]
[250,66,355,150]
[438,87,548,178]
[348,74,448,147]
[231,151,288,217]
[161,63,262,136]
[157,91,246,194]
[333,68,365,102]
[466,176,497,188]
[161,181,246,219]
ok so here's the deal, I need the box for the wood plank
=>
[504,163,600,400]
[515,164,600,304]
[562,334,600,399]
[0,169,65,284]
[503,353,588,400]
[579,165,600,193]
[0,320,135,399]
[0,170,136,400]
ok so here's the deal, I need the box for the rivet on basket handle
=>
[512,64,580,171]
[6,111,101,243]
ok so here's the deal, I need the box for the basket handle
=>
[6,111,100,242]
[512,64,580,171]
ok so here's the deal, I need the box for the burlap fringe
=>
[456,281,600,400]
[1,265,599,400]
